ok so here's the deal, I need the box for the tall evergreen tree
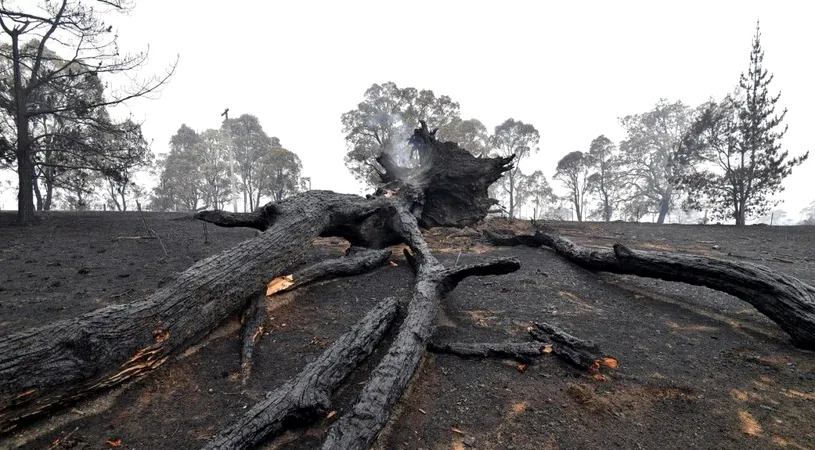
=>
[675,22,808,226]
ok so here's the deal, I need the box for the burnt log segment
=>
[427,341,547,362]
[484,229,815,349]
[202,298,399,450]
[428,322,606,371]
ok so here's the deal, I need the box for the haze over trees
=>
[674,23,808,226]
[586,135,624,222]
[554,151,593,222]
[618,99,695,224]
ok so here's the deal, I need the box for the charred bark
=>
[0,120,516,448]
[202,298,399,450]
[484,230,815,349]
[0,191,388,432]
[320,203,520,450]
[427,322,606,372]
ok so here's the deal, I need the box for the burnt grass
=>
[1,211,814,450]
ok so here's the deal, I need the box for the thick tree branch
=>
[193,204,279,231]
[484,229,815,349]
[239,295,267,382]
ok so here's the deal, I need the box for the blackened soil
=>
[1,212,814,450]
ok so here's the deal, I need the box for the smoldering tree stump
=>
[484,229,815,349]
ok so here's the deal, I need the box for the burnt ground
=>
[1,211,814,450]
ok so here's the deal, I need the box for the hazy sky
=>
[6,0,814,219]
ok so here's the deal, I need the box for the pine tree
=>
[675,22,808,226]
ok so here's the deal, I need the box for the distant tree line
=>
[342,23,808,226]
[149,114,305,212]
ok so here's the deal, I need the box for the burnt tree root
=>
[320,202,520,450]
[202,298,399,450]
[484,230,815,349]
[428,322,607,371]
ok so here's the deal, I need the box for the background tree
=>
[150,125,204,211]
[675,24,808,226]
[515,170,555,220]
[489,118,540,219]
[800,201,815,225]
[98,119,152,211]
[0,0,174,223]
[554,151,592,222]
[341,82,460,185]
[224,114,280,211]
[197,129,231,210]
[437,118,490,156]
[619,99,695,224]
[586,135,623,221]
[257,147,304,203]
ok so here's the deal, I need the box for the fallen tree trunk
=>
[0,120,515,443]
[484,230,815,349]
[0,192,390,432]
[203,297,399,450]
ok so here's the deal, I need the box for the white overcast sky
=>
[7,0,814,218]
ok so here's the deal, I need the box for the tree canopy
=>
[0,0,174,222]
[674,23,808,226]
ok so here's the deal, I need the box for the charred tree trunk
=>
[485,230,815,349]
[0,191,391,432]
[0,120,516,448]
